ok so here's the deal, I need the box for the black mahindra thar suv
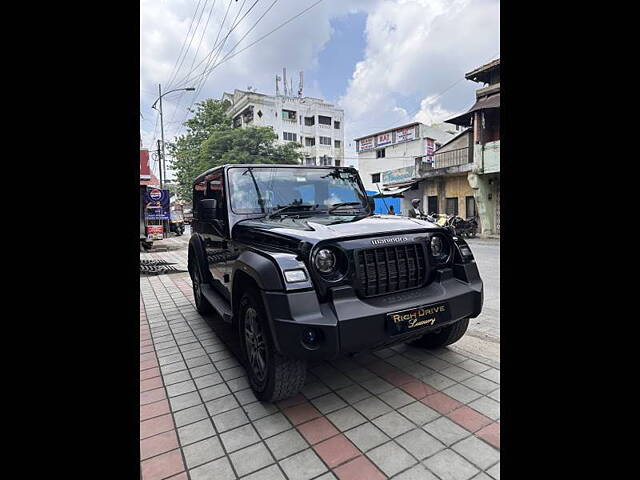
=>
[188,165,483,401]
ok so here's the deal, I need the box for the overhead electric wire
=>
[174,0,264,139]
[164,0,205,91]
[172,0,258,90]
[179,0,275,89]
[186,0,322,88]
[192,0,250,100]
[166,0,210,90]
[173,0,319,141]
[166,0,220,128]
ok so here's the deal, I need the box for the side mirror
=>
[199,198,218,221]
[367,197,375,212]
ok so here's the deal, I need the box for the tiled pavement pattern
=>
[140,238,500,480]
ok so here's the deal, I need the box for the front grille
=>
[355,243,427,297]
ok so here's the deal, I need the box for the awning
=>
[446,92,500,126]
[370,184,415,198]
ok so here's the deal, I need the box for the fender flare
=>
[231,250,284,292]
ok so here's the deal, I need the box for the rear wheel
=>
[239,289,306,402]
[189,250,213,314]
[410,318,469,349]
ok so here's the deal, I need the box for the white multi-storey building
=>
[355,122,456,193]
[222,89,345,166]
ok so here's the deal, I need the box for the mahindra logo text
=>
[371,237,409,245]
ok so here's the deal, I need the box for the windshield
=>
[227,167,368,215]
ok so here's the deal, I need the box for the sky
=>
[140,0,500,177]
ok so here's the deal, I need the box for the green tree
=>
[168,99,303,202]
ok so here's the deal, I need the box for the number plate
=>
[386,303,450,336]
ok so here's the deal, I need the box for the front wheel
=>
[239,289,306,402]
[409,318,469,349]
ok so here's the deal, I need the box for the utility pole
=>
[158,83,166,188]
[152,85,195,189]
[157,140,163,187]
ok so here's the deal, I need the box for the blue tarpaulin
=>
[366,190,401,215]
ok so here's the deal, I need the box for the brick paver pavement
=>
[140,235,499,479]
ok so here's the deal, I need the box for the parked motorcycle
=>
[448,215,478,238]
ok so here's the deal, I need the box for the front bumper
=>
[261,263,483,362]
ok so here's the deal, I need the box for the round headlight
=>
[430,236,444,257]
[315,248,336,273]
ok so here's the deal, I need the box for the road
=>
[450,237,500,365]
[144,228,500,364]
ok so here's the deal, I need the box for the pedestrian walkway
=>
[140,253,500,480]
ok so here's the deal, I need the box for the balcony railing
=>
[432,147,472,169]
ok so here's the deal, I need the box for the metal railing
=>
[432,147,472,169]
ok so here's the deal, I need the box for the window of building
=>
[305,137,315,147]
[304,116,315,126]
[427,196,438,214]
[334,120,340,129]
[319,156,333,166]
[319,136,331,145]
[283,132,297,142]
[371,173,381,183]
[257,110,263,118]
[466,196,477,218]
[282,109,297,121]
[318,115,332,126]
[376,149,386,158]
[335,159,341,166]
[446,197,459,216]
[241,106,254,123]
[233,116,242,128]
[334,140,341,148]
[304,157,316,166]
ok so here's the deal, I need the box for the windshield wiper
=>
[328,202,365,214]
[266,204,316,219]
[242,167,266,214]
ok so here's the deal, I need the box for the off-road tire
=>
[410,318,469,349]
[239,288,306,402]
[188,249,213,314]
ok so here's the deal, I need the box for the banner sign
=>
[358,137,375,152]
[395,127,416,143]
[425,138,435,164]
[144,188,171,220]
[382,165,416,184]
[146,225,164,240]
[377,132,392,147]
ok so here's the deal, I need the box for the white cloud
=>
[338,0,499,165]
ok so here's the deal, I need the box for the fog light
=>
[284,269,307,283]
[302,327,322,348]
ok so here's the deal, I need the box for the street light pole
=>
[158,84,165,188]
[151,85,196,189]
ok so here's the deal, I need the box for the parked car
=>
[188,165,483,401]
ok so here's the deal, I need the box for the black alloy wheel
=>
[243,306,267,386]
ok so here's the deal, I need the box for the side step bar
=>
[200,284,233,323]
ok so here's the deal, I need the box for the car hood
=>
[233,214,442,244]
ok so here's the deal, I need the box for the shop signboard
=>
[377,132,392,147]
[358,136,375,152]
[425,138,435,164]
[144,188,171,220]
[382,165,415,184]
[146,225,164,240]
[395,126,416,143]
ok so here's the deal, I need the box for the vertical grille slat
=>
[356,242,427,298]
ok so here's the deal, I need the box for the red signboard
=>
[146,225,163,240]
